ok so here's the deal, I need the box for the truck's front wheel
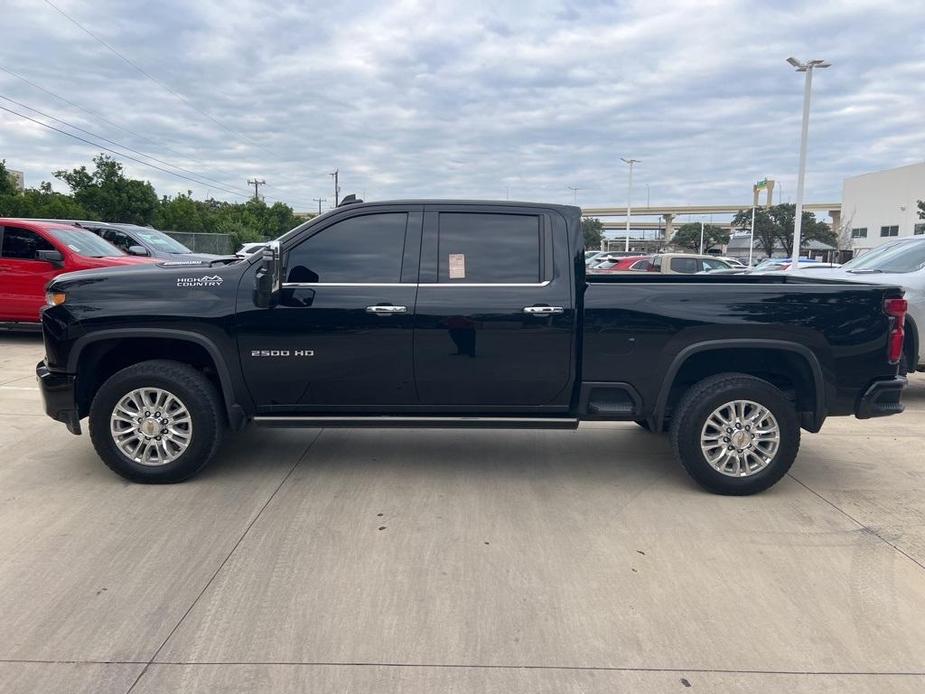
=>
[89,360,224,483]
[670,373,800,495]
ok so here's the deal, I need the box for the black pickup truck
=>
[37,199,908,494]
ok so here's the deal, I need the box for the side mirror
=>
[127,245,149,256]
[36,249,64,267]
[254,240,281,308]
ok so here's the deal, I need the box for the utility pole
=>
[312,197,326,215]
[329,169,340,206]
[247,178,266,201]
[621,158,639,252]
[567,186,583,204]
[786,57,830,270]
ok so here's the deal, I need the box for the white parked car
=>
[796,236,925,373]
[236,242,268,257]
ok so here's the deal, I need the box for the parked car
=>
[750,258,838,273]
[589,255,653,273]
[0,219,157,327]
[237,242,268,257]
[61,221,223,261]
[795,235,925,373]
[648,254,733,274]
[37,200,907,495]
[715,256,747,268]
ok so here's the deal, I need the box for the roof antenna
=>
[338,193,363,207]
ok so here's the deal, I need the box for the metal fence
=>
[164,231,235,255]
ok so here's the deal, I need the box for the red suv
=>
[0,219,157,327]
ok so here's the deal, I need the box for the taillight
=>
[884,297,907,365]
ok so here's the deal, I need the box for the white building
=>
[842,162,925,255]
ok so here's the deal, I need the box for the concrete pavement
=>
[1,333,924,693]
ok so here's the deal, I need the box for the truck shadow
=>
[212,424,692,493]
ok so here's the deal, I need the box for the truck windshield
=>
[843,241,925,273]
[47,228,126,257]
[131,228,192,254]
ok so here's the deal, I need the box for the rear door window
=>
[670,257,700,273]
[0,226,55,260]
[437,213,541,283]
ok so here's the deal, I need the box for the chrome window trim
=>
[281,280,552,288]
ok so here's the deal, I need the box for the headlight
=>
[45,290,67,307]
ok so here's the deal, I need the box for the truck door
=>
[236,206,422,410]
[412,206,576,409]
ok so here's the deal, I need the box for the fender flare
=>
[68,328,248,430]
[904,313,920,371]
[653,339,827,432]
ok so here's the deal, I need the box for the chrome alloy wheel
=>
[110,387,193,466]
[700,400,780,477]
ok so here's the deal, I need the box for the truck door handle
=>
[366,304,407,314]
[523,305,565,315]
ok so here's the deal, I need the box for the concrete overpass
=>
[584,203,842,249]
[581,203,840,217]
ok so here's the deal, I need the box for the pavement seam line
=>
[4,658,924,676]
[787,473,925,574]
[123,428,325,694]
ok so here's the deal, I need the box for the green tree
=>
[918,200,924,220]
[582,217,603,249]
[0,160,18,196]
[54,154,158,224]
[731,204,835,258]
[671,223,729,252]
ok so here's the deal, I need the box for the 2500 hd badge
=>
[250,350,315,357]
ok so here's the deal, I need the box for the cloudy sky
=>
[1,0,923,214]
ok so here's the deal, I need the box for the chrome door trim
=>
[281,281,552,288]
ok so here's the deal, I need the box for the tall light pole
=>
[748,205,756,267]
[567,186,583,204]
[621,158,639,252]
[786,57,830,270]
[699,221,705,255]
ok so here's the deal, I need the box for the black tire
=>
[89,359,224,483]
[670,373,800,495]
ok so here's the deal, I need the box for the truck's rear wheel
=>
[670,373,800,495]
[89,360,224,483]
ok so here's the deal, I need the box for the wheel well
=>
[663,348,817,423]
[904,315,919,371]
[76,338,223,418]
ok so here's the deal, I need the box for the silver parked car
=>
[796,236,925,373]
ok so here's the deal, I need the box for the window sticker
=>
[448,253,466,279]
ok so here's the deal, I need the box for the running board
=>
[253,415,579,430]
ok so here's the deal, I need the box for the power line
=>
[0,63,175,154]
[0,92,255,198]
[40,0,268,153]
[0,102,254,198]
[0,64,314,208]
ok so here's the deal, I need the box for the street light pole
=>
[621,158,639,252]
[748,206,756,267]
[786,57,830,270]
[699,221,705,255]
